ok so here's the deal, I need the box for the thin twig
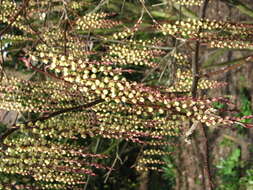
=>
[84,137,101,190]
[141,41,186,83]
[103,140,125,183]
[120,0,126,15]
[139,0,160,26]
[90,0,108,14]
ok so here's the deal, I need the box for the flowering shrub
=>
[0,0,252,189]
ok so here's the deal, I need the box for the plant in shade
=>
[0,0,252,189]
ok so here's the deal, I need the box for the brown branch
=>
[191,0,209,98]
[200,122,214,190]
[0,99,104,147]
[202,61,246,77]
[83,137,101,190]
[191,0,214,190]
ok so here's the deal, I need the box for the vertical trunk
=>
[175,126,213,190]
[138,171,149,190]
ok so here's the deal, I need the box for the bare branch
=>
[191,0,214,190]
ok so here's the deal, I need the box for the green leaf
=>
[236,2,253,18]
[173,4,198,19]
[203,49,227,68]
[203,55,253,69]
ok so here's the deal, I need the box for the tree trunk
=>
[138,171,149,190]
[175,125,213,190]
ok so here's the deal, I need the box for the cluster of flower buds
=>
[29,0,51,7]
[171,52,190,66]
[0,1,18,21]
[171,0,203,6]
[76,12,121,31]
[107,17,142,40]
[0,0,30,32]
[2,34,29,42]
[92,102,180,142]
[166,69,226,92]
[0,73,246,185]
[162,18,253,36]
[3,182,78,190]
[39,29,92,56]
[27,111,98,139]
[1,135,107,186]
[136,157,164,172]
[0,77,89,113]
[0,0,252,186]
[136,139,176,172]
[103,40,164,67]
[143,149,171,156]
[210,40,253,49]
[69,1,88,10]
[161,18,253,49]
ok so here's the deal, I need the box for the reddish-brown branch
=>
[19,57,70,82]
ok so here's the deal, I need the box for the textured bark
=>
[175,123,213,190]
[138,171,149,190]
